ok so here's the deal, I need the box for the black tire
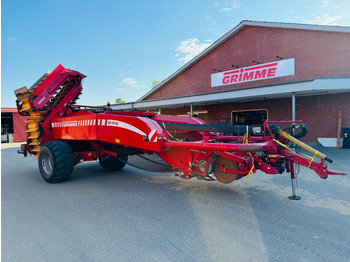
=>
[99,155,127,172]
[38,141,74,183]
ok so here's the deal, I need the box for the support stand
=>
[288,162,301,200]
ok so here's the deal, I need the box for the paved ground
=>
[2,144,350,261]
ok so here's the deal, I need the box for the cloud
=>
[308,13,343,25]
[232,2,242,8]
[122,77,144,88]
[216,1,242,11]
[175,38,212,64]
[205,14,217,25]
[120,69,133,74]
[321,0,329,8]
[7,37,17,43]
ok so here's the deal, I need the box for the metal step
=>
[26,128,39,133]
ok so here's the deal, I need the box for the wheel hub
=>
[213,155,242,184]
[41,151,53,175]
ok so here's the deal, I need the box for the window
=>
[231,109,267,125]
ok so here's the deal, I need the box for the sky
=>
[2,0,350,107]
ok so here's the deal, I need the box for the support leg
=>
[288,163,301,200]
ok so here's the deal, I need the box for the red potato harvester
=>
[15,65,346,200]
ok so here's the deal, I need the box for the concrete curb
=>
[1,142,24,149]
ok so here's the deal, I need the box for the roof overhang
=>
[1,108,18,113]
[110,78,350,111]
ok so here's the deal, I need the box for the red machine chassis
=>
[15,65,346,200]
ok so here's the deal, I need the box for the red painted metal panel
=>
[12,112,28,142]
[52,115,98,141]
[51,113,165,152]
[97,114,164,152]
[33,70,86,109]
[33,64,65,95]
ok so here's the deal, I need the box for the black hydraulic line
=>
[160,122,263,135]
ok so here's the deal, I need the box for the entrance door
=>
[231,109,267,125]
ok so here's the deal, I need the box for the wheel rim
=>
[41,150,53,175]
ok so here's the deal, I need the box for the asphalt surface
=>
[2,145,350,262]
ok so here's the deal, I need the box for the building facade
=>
[1,108,28,143]
[112,21,350,144]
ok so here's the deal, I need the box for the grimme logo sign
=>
[211,58,295,87]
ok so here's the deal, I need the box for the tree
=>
[115,98,125,104]
[151,80,160,89]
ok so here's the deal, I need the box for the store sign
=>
[211,58,295,87]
